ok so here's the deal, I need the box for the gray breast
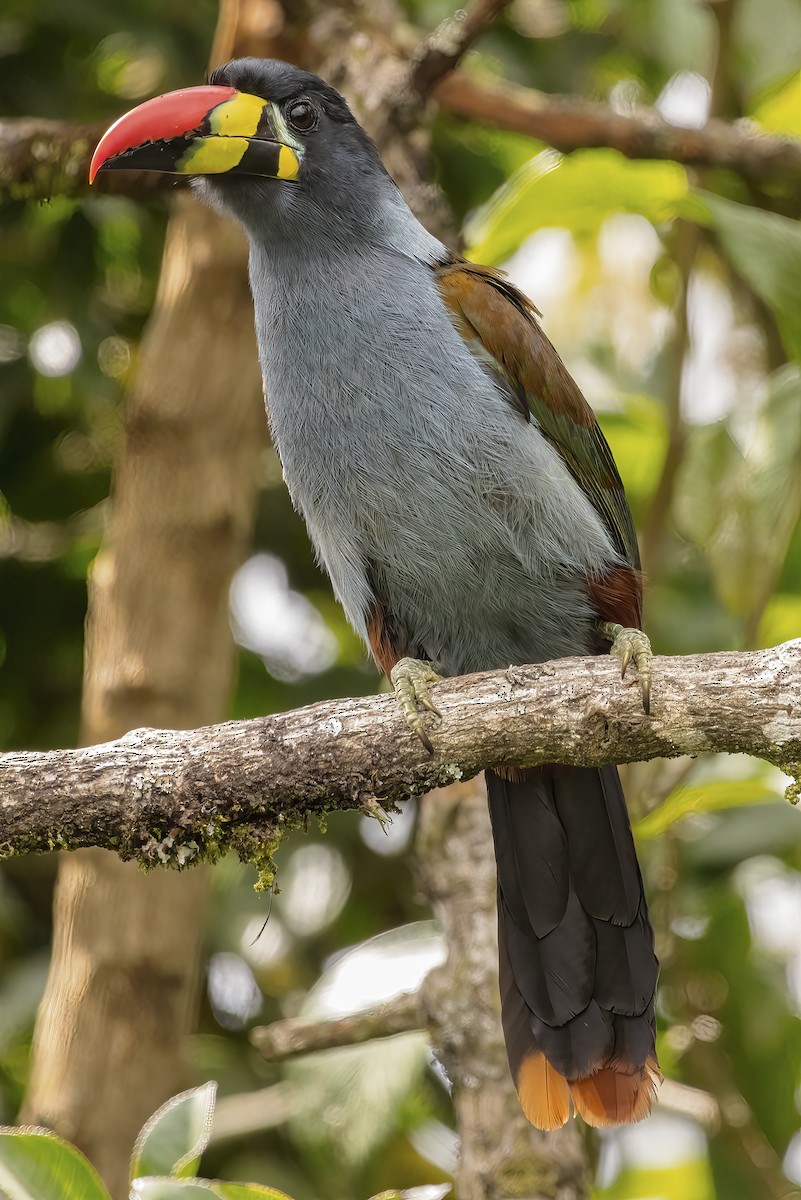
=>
[250,247,620,675]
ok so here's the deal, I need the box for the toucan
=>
[90,57,660,1129]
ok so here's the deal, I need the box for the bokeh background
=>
[2,0,801,1197]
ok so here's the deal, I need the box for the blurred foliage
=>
[465,151,693,264]
[0,1125,111,1200]
[755,69,801,136]
[0,1074,450,1197]
[1,0,801,1198]
[598,1159,715,1200]
[130,1082,218,1182]
[0,1081,296,1198]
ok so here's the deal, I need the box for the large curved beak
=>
[89,85,300,184]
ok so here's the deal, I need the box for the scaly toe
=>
[635,651,652,715]
[600,623,653,715]
[619,642,633,677]
[414,679,442,718]
[362,796,392,833]
[390,657,443,753]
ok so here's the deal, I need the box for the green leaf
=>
[598,395,668,513]
[683,801,801,870]
[131,1180,294,1200]
[212,1184,295,1199]
[596,1156,715,1200]
[0,1127,111,1200]
[674,365,801,620]
[757,592,801,648]
[131,1181,217,1199]
[752,70,801,136]
[433,117,541,225]
[130,1083,217,1183]
[636,777,779,840]
[465,149,691,264]
[369,1188,452,1200]
[698,192,801,361]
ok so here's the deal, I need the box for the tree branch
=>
[410,0,515,96]
[251,991,425,1061]
[0,117,185,202]
[433,73,801,184]
[1,642,798,864]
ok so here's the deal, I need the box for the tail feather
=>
[553,765,642,924]
[592,900,657,1014]
[518,1052,572,1131]
[529,999,614,1080]
[498,929,572,1130]
[570,1056,662,1127]
[488,765,659,1129]
[608,1002,658,1071]
[491,773,569,937]
[500,887,595,1024]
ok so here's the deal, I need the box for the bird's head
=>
[90,58,407,250]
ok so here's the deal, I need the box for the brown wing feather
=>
[436,259,642,577]
[588,563,643,635]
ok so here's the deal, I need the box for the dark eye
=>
[286,100,316,132]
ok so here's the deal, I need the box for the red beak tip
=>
[88,152,107,185]
[86,85,239,188]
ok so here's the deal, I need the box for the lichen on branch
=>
[0,641,798,868]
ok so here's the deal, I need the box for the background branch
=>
[410,0,515,95]
[1,642,798,863]
[251,991,425,1061]
[433,73,801,183]
[0,117,184,202]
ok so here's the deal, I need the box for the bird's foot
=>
[390,657,442,753]
[599,622,652,715]
[361,795,392,833]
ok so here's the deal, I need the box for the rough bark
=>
[2,643,799,862]
[17,6,270,1195]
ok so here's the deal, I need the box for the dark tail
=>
[487,764,660,1130]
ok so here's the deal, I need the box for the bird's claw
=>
[599,622,653,715]
[362,796,392,833]
[390,657,442,753]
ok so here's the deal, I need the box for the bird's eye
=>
[286,100,316,132]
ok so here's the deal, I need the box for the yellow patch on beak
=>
[208,92,267,137]
[177,136,250,174]
[277,145,300,181]
[173,91,301,179]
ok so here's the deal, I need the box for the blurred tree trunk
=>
[18,4,274,1194]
